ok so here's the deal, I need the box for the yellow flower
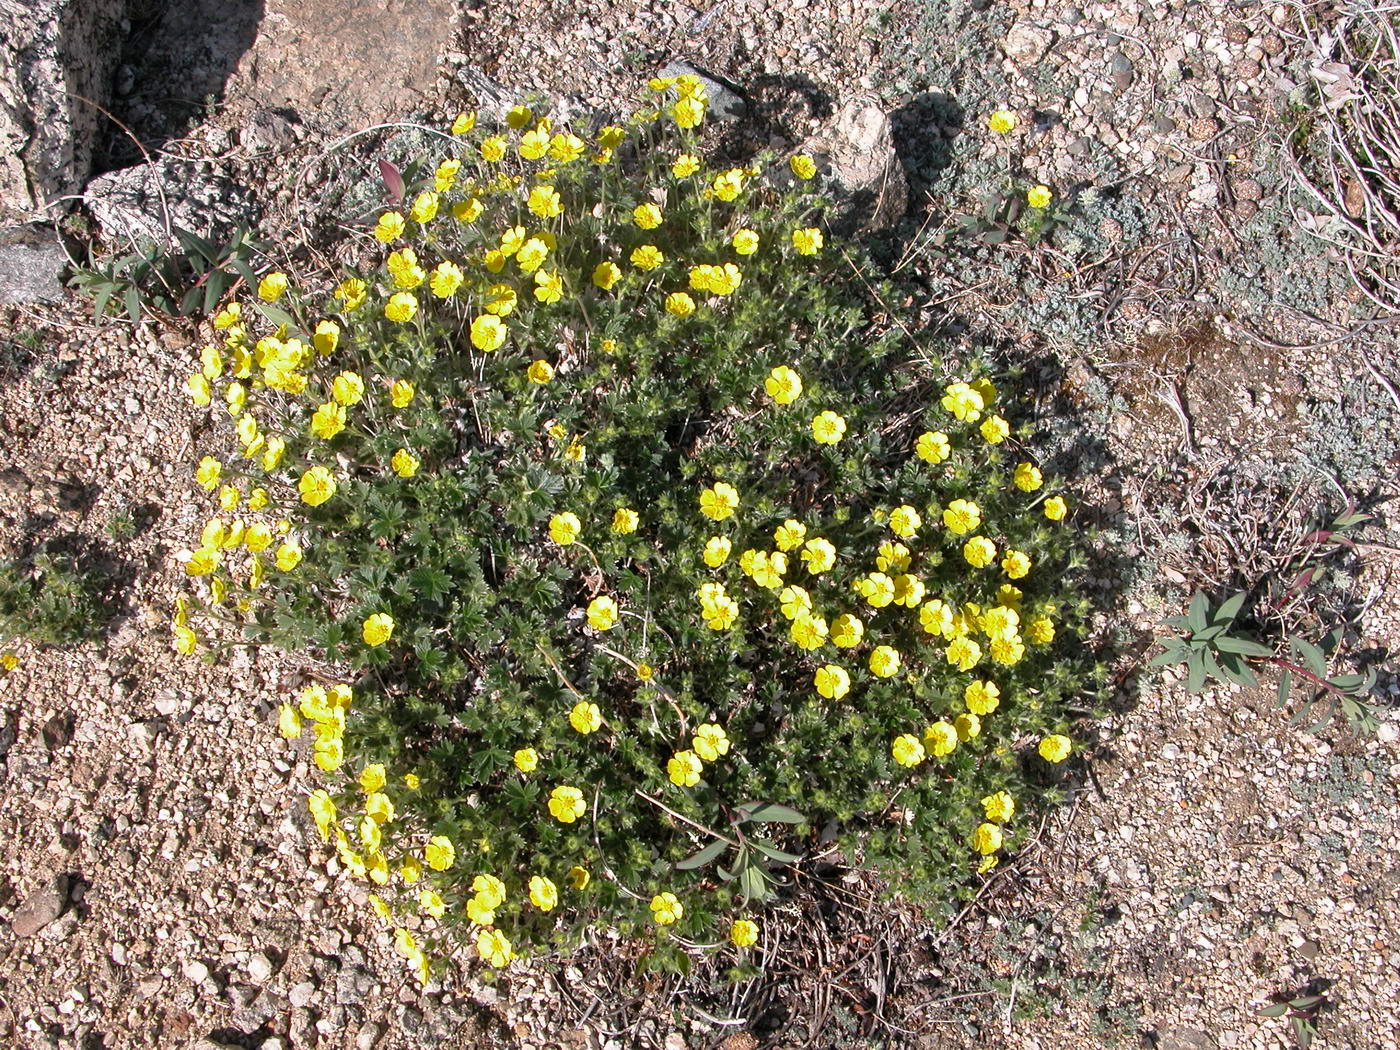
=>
[702,536,732,567]
[309,401,345,440]
[484,283,517,315]
[731,918,760,947]
[1027,184,1053,209]
[569,700,603,733]
[732,228,760,255]
[384,292,418,322]
[667,750,703,787]
[1039,735,1072,763]
[433,158,460,191]
[549,511,581,545]
[792,227,824,255]
[362,612,395,646]
[612,507,639,534]
[814,664,850,700]
[307,790,336,841]
[779,585,811,620]
[982,791,1015,823]
[765,365,803,405]
[390,448,419,478]
[699,481,739,521]
[586,596,619,631]
[518,238,550,274]
[672,95,706,128]
[476,929,514,968]
[1001,550,1031,580]
[630,244,664,270]
[409,191,439,224]
[943,499,982,535]
[389,379,415,408]
[218,483,241,511]
[529,185,563,218]
[665,291,696,317]
[335,277,368,311]
[526,359,555,385]
[964,537,997,568]
[172,624,198,656]
[592,261,622,290]
[427,260,464,299]
[790,153,817,179]
[973,822,1003,855]
[454,197,484,223]
[955,712,982,741]
[979,415,1010,444]
[195,456,222,490]
[469,314,508,352]
[479,136,507,162]
[366,792,396,825]
[691,723,729,762]
[451,110,477,134]
[893,574,925,608]
[712,169,744,201]
[988,109,1017,134]
[1044,496,1068,521]
[916,430,951,463]
[941,381,985,421]
[1027,616,1054,645]
[650,892,684,925]
[812,410,847,444]
[186,373,211,405]
[513,747,539,773]
[548,785,586,823]
[672,153,701,177]
[800,537,836,575]
[947,636,982,671]
[529,875,559,912]
[472,874,506,908]
[313,737,343,771]
[965,680,1001,715]
[830,613,864,648]
[771,519,806,552]
[424,835,455,871]
[869,645,901,678]
[1013,463,1043,492]
[924,721,958,757]
[888,505,921,538]
[892,734,925,768]
[258,272,288,302]
[298,465,337,509]
[549,132,586,163]
[568,866,590,890]
[329,370,363,407]
[632,202,663,229]
[789,614,828,651]
[858,572,895,609]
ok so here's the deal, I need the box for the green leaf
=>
[123,287,142,322]
[1186,652,1207,693]
[1332,512,1370,529]
[1217,652,1259,688]
[1148,646,1187,668]
[751,840,802,865]
[1214,635,1274,658]
[1213,591,1247,625]
[1277,668,1292,705]
[1258,1003,1290,1018]
[1328,673,1368,692]
[675,837,728,870]
[256,301,298,331]
[736,801,806,824]
[738,863,769,902]
[1186,592,1209,633]
[1292,638,1328,678]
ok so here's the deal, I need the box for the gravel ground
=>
[3,0,1399,1048]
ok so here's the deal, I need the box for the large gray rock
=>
[0,0,130,222]
[0,224,69,303]
[800,96,908,231]
[83,157,257,246]
[10,872,70,938]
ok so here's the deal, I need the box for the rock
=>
[183,961,210,984]
[247,952,275,984]
[82,157,258,248]
[289,981,316,1008]
[0,0,130,221]
[1188,117,1220,141]
[355,1021,385,1050]
[657,60,746,121]
[0,224,68,303]
[10,873,70,937]
[799,96,907,231]
[1003,23,1055,66]
[1155,1029,1214,1050]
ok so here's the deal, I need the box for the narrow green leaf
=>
[1214,635,1274,658]
[1186,592,1209,633]
[1292,638,1328,677]
[1258,1003,1290,1018]
[1148,647,1186,669]
[123,287,142,322]
[1328,673,1367,691]
[737,801,806,824]
[675,837,728,870]
[1213,591,1247,624]
[750,840,802,865]
[256,302,298,331]
[1277,668,1292,705]
[1186,652,1207,693]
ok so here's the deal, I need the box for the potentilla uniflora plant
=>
[172,76,1102,982]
